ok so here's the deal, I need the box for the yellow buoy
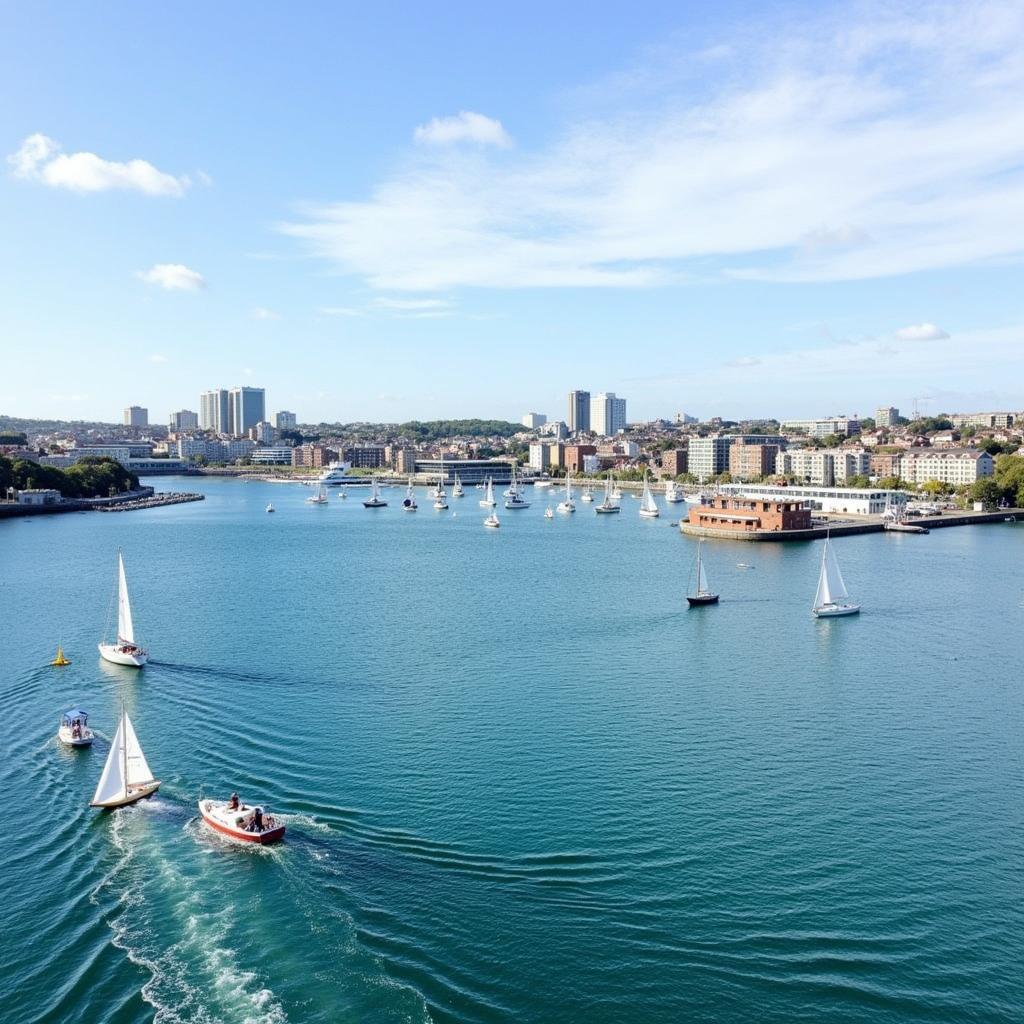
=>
[50,645,71,667]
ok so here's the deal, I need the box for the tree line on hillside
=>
[295,419,523,442]
[0,456,139,499]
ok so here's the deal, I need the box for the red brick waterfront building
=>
[688,496,811,533]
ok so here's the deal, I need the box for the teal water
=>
[2,475,1021,1024]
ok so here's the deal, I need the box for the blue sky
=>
[2,1,1023,425]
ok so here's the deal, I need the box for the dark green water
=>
[2,476,1021,1023]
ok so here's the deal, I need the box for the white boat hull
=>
[813,603,861,618]
[98,643,148,667]
[557,502,575,514]
[504,501,530,510]
[58,727,94,747]
[91,780,161,808]
[198,799,286,845]
[639,509,660,518]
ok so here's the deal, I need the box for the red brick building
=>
[661,448,688,476]
[728,443,780,481]
[869,453,900,478]
[688,496,811,533]
[562,444,597,473]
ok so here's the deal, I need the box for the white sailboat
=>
[595,472,620,514]
[402,477,418,511]
[99,552,148,667]
[664,480,684,503]
[581,482,594,503]
[504,463,530,509]
[90,707,161,808]
[484,510,500,528]
[639,474,660,518]
[452,473,464,497]
[557,472,576,514]
[479,477,496,508]
[363,478,388,508]
[812,534,860,617]
[265,503,275,513]
[611,480,623,500]
[686,540,719,606]
[306,485,328,504]
[544,506,554,519]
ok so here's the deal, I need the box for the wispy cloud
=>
[148,353,169,363]
[725,356,761,367]
[282,2,1024,291]
[252,306,281,320]
[136,264,205,290]
[318,306,363,317]
[8,133,190,197]
[413,111,511,147]
[894,322,949,341]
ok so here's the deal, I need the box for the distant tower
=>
[123,406,148,427]
[568,391,590,434]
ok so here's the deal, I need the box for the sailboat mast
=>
[120,707,128,799]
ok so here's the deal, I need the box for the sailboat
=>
[664,480,684,503]
[363,478,388,508]
[484,510,500,528]
[433,454,448,508]
[544,506,554,519]
[812,534,860,617]
[306,485,328,504]
[339,485,347,500]
[99,552,148,667]
[452,473,464,498]
[479,477,497,508]
[266,503,275,513]
[611,480,623,500]
[686,540,719,606]
[595,473,621,514]
[581,482,594,503]
[557,472,576,514]
[504,463,530,509]
[639,474,660,518]
[89,707,161,808]
[402,477,418,511]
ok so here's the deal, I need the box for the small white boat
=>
[434,497,449,510]
[266,503,275,513]
[544,506,554,519]
[402,477,418,511]
[339,485,347,500]
[611,482,623,500]
[306,486,329,504]
[198,796,286,845]
[452,473,464,498]
[363,478,388,508]
[534,479,554,489]
[90,707,161,808]
[557,472,576,514]
[639,474,660,518]
[504,464,530,509]
[98,551,148,667]
[58,708,94,747]
[581,484,594,503]
[479,477,497,508]
[484,511,500,528]
[664,480,685,503]
[812,534,860,617]
[595,473,620,514]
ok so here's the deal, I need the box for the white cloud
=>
[243,367,255,377]
[136,264,205,290]
[8,133,189,196]
[894,322,950,341]
[413,111,511,147]
[252,306,281,320]
[318,306,363,317]
[283,2,1024,290]
[148,354,169,363]
[726,356,761,367]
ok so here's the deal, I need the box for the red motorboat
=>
[198,797,286,845]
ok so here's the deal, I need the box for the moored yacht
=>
[479,477,497,508]
[452,473,464,497]
[504,463,530,509]
[686,540,719,606]
[557,472,576,514]
[664,480,684,503]
[595,473,621,514]
[306,486,329,504]
[402,477,418,511]
[483,510,500,528]
[363,478,388,508]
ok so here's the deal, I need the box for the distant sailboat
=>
[306,485,328,504]
[664,480,684,503]
[544,506,554,519]
[363,478,388,508]
[639,474,660,518]
[98,552,148,667]
[812,534,860,617]
[266,503,275,513]
[484,510,500,528]
[452,473,464,497]
[557,472,576,514]
[479,477,496,508]
[403,477,418,511]
[595,472,620,514]
[504,463,530,509]
[90,707,161,808]
[686,540,719,606]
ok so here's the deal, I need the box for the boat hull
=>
[363,500,388,508]
[98,643,147,667]
[813,603,861,618]
[504,502,530,510]
[58,727,95,747]
[595,506,620,514]
[639,509,660,518]
[686,594,719,606]
[198,800,286,845]
[91,780,161,808]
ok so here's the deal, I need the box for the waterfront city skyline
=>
[2,2,1024,422]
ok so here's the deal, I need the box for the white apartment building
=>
[251,446,294,465]
[950,412,1015,429]
[776,448,869,486]
[592,393,627,436]
[781,416,860,438]
[169,409,199,431]
[875,407,899,427]
[275,410,297,429]
[522,412,548,429]
[898,449,994,485]
[528,442,549,471]
[123,405,148,427]
[200,389,230,432]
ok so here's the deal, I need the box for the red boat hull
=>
[199,805,285,845]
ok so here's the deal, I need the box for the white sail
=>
[697,546,709,595]
[641,476,658,513]
[123,713,155,786]
[371,478,379,500]
[406,477,414,498]
[824,540,849,602]
[565,473,574,501]
[92,714,127,805]
[605,474,614,502]
[486,479,494,503]
[117,553,135,645]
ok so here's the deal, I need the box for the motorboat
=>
[98,551,148,667]
[686,540,719,606]
[664,480,685,503]
[363,478,388,508]
[484,511,500,529]
[812,534,860,617]
[58,708,94,746]
[90,707,161,808]
[198,797,286,845]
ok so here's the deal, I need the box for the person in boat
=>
[228,792,239,810]
[252,807,264,832]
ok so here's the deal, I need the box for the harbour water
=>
[2,475,1021,1023]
